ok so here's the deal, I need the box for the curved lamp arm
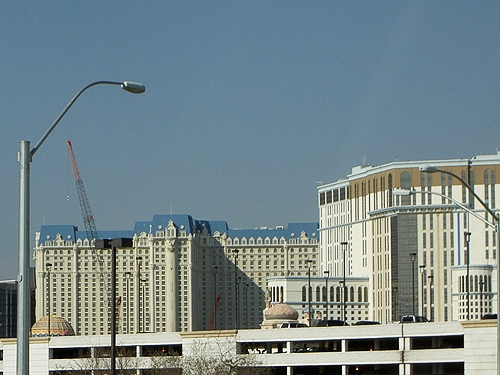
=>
[31,80,145,157]
[420,166,498,223]
[393,188,495,229]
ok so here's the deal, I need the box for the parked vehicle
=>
[316,319,349,327]
[353,320,381,325]
[279,322,308,328]
[400,315,429,323]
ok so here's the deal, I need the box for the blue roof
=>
[39,225,134,242]
[39,216,318,242]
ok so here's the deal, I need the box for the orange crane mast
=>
[67,140,98,241]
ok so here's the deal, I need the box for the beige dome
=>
[264,302,299,321]
[31,315,75,337]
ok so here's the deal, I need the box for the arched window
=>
[350,286,355,302]
[316,286,321,302]
[336,286,341,302]
[400,171,411,205]
[358,287,362,302]
[364,287,368,302]
[302,286,307,302]
[322,286,327,302]
[329,286,335,302]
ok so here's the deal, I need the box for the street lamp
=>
[392,286,399,322]
[95,238,133,375]
[46,263,52,338]
[419,265,425,316]
[465,231,472,320]
[428,274,434,321]
[124,271,131,334]
[420,165,500,374]
[324,270,329,320]
[141,278,147,331]
[136,256,143,333]
[306,259,313,326]
[213,266,218,330]
[341,241,348,323]
[480,280,485,318]
[17,80,145,375]
[233,249,239,330]
[410,253,417,316]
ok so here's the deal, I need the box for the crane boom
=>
[67,140,98,241]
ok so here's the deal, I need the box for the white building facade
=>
[267,275,370,324]
[318,151,500,323]
[33,216,319,335]
[1,321,496,374]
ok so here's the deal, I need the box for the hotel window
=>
[326,190,332,204]
[319,192,326,205]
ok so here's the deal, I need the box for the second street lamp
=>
[324,270,329,320]
[46,262,52,338]
[233,249,239,330]
[306,259,313,326]
[341,241,348,323]
[410,253,417,316]
[420,165,500,374]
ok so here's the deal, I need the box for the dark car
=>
[400,315,429,323]
[353,320,381,325]
[279,322,308,328]
[316,319,349,327]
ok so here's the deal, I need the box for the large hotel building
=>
[34,218,318,335]
[317,151,500,324]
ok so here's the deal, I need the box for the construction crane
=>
[67,140,98,241]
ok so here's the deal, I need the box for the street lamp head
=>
[121,81,146,94]
[419,166,439,173]
[392,188,412,196]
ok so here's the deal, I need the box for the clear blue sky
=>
[1,2,499,278]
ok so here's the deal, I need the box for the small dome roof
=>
[264,302,299,321]
[31,315,75,337]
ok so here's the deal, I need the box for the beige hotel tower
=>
[318,151,500,323]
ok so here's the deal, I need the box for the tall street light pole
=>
[213,266,218,330]
[410,253,417,316]
[420,165,500,375]
[465,231,472,320]
[341,242,348,323]
[17,80,145,375]
[428,274,434,321]
[96,238,133,375]
[136,256,143,333]
[46,262,52,338]
[306,259,313,326]
[419,265,425,316]
[324,270,329,320]
[233,249,239,330]
[124,271,131,334]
